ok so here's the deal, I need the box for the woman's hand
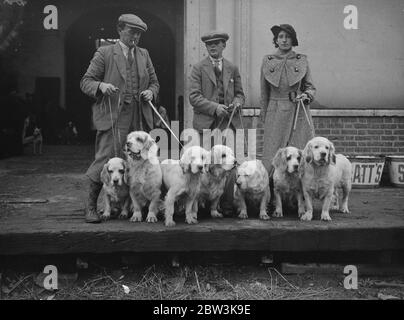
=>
[296,93,311,103]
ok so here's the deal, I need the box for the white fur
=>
[299,137,352,221]
[272,147,305,218]
[100,157,130,221]
[161,146,209,227]
[124,131,162,223]
[233,160,271,220]
[199,145,237,218]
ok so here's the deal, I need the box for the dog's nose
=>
[113,179,119,184]
[198,165,203,171]
[293,164,299,170]
[320,152,327,158]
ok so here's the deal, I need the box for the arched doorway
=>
[65,6,176,142]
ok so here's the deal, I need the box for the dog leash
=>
[107,94,121,157]
[285,97,313,147]
[148,100,184,148]
[220,105,249,157]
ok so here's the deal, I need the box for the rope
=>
[107,95,121,158]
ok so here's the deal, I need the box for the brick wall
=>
[313,117,404,155]
[256,116,404,157]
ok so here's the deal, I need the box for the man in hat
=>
[80,13,159,223]
[189,31,245,216]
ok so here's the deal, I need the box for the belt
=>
[270,91,300,102]
[123,93,140,103]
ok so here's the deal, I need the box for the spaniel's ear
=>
[144,135,156,150]
[180,161,190,173]
[329,141,336,165]
[180,149,191,173]
[298,149,303,159]
[272,148,287,172]
[123,161,129,185]
[100,163,110,185]
[303,142,313,164]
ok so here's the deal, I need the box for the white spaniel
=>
[272,146,305,218]
[124,131,162,223]
[199,145,237,218]
[299,137,352,221]
[161,146,209,227]
[234,160,271,220]
[100,157,130,221]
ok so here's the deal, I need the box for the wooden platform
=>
[0,145,403,256]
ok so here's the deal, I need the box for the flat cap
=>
[201,31,229,43]
[118,14,147,32]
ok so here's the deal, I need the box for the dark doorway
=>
[65,6,176,142]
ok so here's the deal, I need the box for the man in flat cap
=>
[80,13,159,223]
[189,31,245,216]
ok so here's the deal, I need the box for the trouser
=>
[86,99,145,183]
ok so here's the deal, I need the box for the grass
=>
[4,263,400,300]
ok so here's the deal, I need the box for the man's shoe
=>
[84,180,102,223]
[85,207,102,223]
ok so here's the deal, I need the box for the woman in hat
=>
[260,24,316,176]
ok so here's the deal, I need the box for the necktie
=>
[213,60,221,77]
[128,48,134,65]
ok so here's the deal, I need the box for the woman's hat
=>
[270,24,298,46]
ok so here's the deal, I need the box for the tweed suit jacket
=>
[80,42,159,131]
[189,57,245,131]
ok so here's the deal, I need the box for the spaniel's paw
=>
[101,212,111,221]
[321,212,332,221]
[259,212,270,220]
[118,211,129,220]
[300,211,313,221]
[238,211,248,219]
[165,219,176,227]
[186,216,198,224]
[130,211,143,222]
[211,210,223,218]
[146,212,158,223]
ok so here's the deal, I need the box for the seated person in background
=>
[63,120,79,145]
[22,115,43,155]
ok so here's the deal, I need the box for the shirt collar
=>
[209,56,223,64]
[118,40,134,57]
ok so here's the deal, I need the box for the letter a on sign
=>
[43,5,58,30]
[343,265,358,290]
[43,265,58,290]
[344,5,358,30]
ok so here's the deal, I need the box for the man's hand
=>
[140,90,153,102]
[99,82,119,96]
[215,104,229,119]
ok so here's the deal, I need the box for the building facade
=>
[1,0,403,154]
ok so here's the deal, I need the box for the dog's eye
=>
[222,154,226,158]
[136,137,144,143]
[108,169,113,174]
[286,156,291,161]
[297,157,301,162]
[314,145,319,149]
[119,169,124,174]
[325,146,329,150]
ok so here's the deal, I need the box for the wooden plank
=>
[1,145,404,256]
[281,263,404,276]
[0,222,403,255]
